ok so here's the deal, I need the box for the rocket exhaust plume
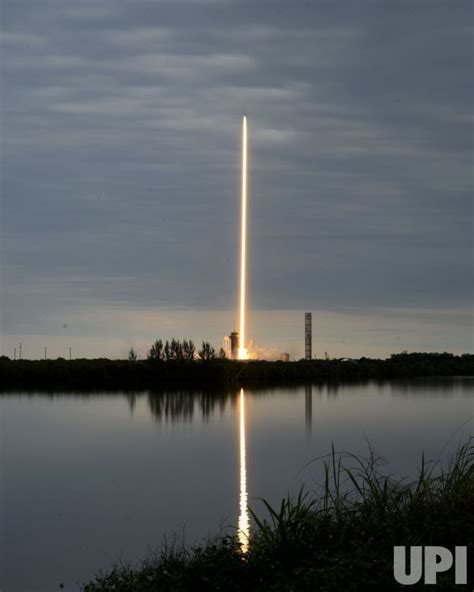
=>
[238,116,248,360]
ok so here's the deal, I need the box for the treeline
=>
[143,339,225,361]
[0,350,472,390]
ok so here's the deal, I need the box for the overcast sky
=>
[1,0,472,359]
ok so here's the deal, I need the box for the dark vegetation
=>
[84,439,474,591]
[0,349,472,390]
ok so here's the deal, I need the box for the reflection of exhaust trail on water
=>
[305,384,312,441]
[238,387,250,552]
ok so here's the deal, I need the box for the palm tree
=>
[147,340,164,360]
[198,341,216,361]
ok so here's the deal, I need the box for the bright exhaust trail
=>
[238,116,248,360]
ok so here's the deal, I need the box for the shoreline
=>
[1,353,473,391]
[83,439,474,591]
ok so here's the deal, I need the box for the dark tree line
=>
[142,339,226,362]
[1,352,472,390]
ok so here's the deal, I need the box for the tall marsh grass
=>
[84,438,473,591]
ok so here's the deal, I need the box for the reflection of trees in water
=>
[388,377,474,398]
[325,382,341,397]
[309,377,474,400]
[145,390,232,423]
[126,392,138,413]
[5,378,471,422]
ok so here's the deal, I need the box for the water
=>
[1,378,473,591]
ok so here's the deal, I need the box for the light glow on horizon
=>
[238,387,250,552]
[238,116,248,360]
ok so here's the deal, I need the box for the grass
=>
[83,438,473,591]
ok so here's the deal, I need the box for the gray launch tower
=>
[230,331,239,360]
[305,312,312,360]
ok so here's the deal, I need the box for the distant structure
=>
[280,352,290,362]
[305,312,312,360]
[230,331,239,360]
[223,335,231,359]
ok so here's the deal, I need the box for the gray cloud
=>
[1,0,472,353]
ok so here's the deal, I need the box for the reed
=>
[84,438,473,591]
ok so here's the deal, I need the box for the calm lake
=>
[1,378,473,591]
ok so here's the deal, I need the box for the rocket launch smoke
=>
[238,116,248,360]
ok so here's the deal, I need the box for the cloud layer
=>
[1,1,472,356]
